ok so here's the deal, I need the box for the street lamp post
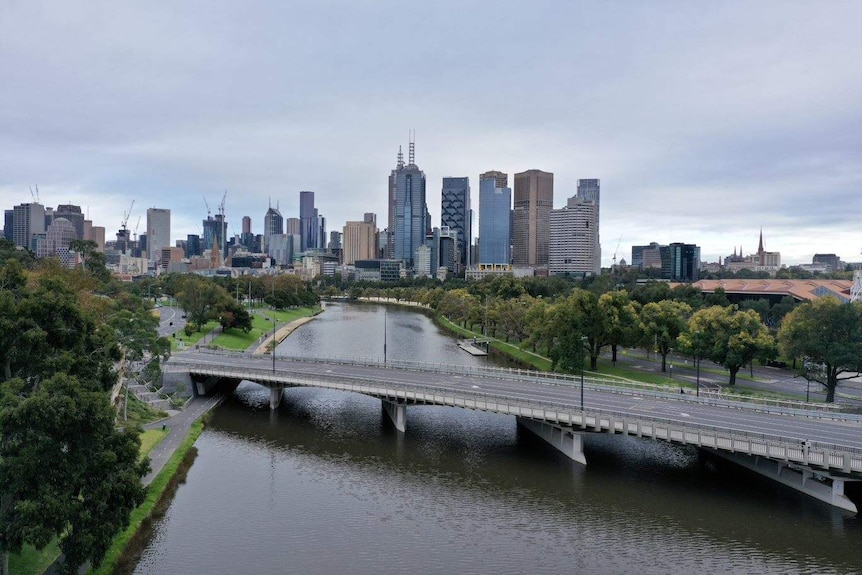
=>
[696,356,701,397]
[272,320,277,372]
[580,335,588,411]
[383,307,388,364]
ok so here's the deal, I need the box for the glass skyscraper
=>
[393,143,427,268]
[478,177,511,266]
[441,176,471,272]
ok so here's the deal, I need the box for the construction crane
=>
[203,195,211,219]
[29,185,41,204]
[612,235,623,266]
[133,215,142,241]
[121,200,135,232]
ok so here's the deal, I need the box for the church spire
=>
[758,228,764,254]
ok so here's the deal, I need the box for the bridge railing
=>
[175,349,862,423]
[177,361,862,463]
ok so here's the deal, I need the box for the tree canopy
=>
[778,298,862,402]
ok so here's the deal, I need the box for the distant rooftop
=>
[686,279,853,303]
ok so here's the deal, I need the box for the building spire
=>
[397,146,404,169]
[408,129,415,166]
[758,228,764,254]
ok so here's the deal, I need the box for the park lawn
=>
[169,319,219,351]
[211,314,273,351]
[437,315,554,371]
[8,541,62,575]
[139,428,169,459]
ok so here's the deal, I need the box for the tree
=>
[681,305,776,386]
[0,373,148,574]
[778,298,862,402]
[175,275,232,330]
[598,290,640,366]
[639,300,692,372]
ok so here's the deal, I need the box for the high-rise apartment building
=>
[393,140,428,268]
[242,215,252,235]
[513,170,553,266]
[146,208,171,263]
[12,202,46,250]
[549,194,599,276]
[478,177,511,266]
[4,210,14,241]
[300,191,317,252]
[263,205,284,254]
[342,220,377,265]
[441,177,470,272]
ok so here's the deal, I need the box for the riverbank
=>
[253,315,318,355]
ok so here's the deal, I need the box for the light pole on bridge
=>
[580,335,588,411]
[383,307,388,364]
[272,320,278,372]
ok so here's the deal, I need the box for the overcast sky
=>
[2,1,861,266]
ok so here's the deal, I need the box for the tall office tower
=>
[44,207,54,229]
[329,230,342,254]
[549,194,599,276]
[632,242,662,269]
[480,170,508,189]
[425,226,457,278]
[186,234,201,257]
[83,219,92,243]
[299,191,316,252]
[478,177,512,266]
[386,147,403,258]
[263,204,284,254]
[660,243,700,282]
[4,210,13,241]
[364,212,377,226]
[342,220,377,264]
[441,177,470,272]
[393,137,428,268]
[12,202,46,249]
[37,218,76,264]
[317,214,326,251]
[242,215,251,235]
[146,208,171,263]
[285,217,301,236]
[513,169,553,266]
[55,205,85,239]
[577,179,601,271]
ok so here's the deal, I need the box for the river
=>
[134,302,862,574]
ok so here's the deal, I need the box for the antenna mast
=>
[408,129,415,165]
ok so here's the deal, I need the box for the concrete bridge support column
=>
[705,450,858,513]
[382,399,406,433]
[517,418,586,465]
[270,387,283,410]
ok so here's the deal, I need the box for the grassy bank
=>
[210,314,274,351]
[87,419,205,575]
[436,315,552,371]
[169,319,219,351]
[8,542,61,575]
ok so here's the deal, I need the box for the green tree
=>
[598,290,640,366]
[0,373,148,574]
[639,300,692,372]
[681,305,776,386]
[778,298,862,402]
[175,275,232,330]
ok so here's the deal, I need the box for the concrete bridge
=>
[165,349,862,513]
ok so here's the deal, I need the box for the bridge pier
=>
[705,450,859,513]
[382,399,406,432]
[270,387,283,410]
[517,418,586,465]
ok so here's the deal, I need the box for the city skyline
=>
[1,2,860,265]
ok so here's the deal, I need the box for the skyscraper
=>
[300,191,316,252]
[478,177,511,266]
[549,194,599,276]
[513,169,553,266]
[12,202,46,250]
[386,148,402,258]
[146,208,171,264]
[263,204,284,254]
[393,138,428,268]
[479,170,508,189]
[342,220,377,265]
[55,204,84,240]
[660,243,701,282]
[441,177,470,272]
[577,179,601,272]
[242,216,252,235]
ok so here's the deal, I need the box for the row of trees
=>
[343,275,860,403]
[0,240,170,573]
